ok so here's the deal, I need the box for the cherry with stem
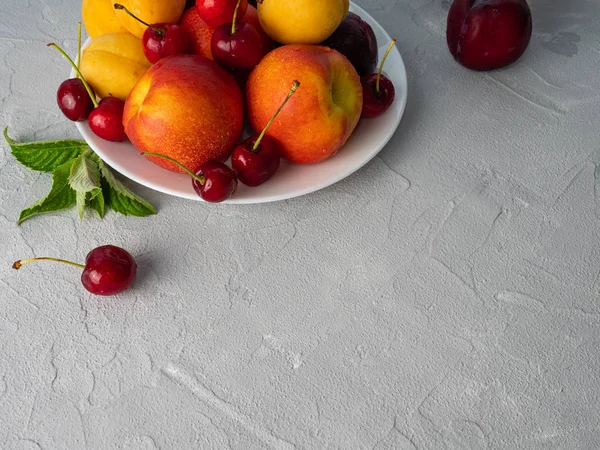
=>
[114,3,191,63]
[231,80,300,186]
[50,38,127,141]
[140,152,238,203]
[361,38,397,118]
[50,26,98,122]
[211,0,264,71]
[13,245,137,296]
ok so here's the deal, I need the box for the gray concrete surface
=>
[1,0,599,448]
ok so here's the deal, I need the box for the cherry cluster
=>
[53,24,126,142]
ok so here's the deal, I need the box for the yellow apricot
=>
[79,33,151,101]
[114,0,187,39]
[258,0,350,44]
[82,0,128,38]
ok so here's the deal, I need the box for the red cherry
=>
[197,0,248,27]
[139,152,238,202]
[193,161,238,202]
[142,23,191,63]
[231,80,299,186]
[211,22,264,71]
[89,97,127,142]
[361,74,395,118]
[47,39,100,122]
[12,245,137,296]
[114,4,191,63]
[81,246,137,295]
[211,0,264,71]
[231,135,281,186]
[361,39,397,118]
[57,78,95,121]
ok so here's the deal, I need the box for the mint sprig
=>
[97,157,156,217]
[4,127,87,172]
[69,149,102,219]
[18,160,77,224]
[4,128,156,224]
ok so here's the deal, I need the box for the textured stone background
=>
[1,0,600,449]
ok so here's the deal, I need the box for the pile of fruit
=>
[53,0,400,203]
[10,0,536,296]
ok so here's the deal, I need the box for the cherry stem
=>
[140,152,206,184]
[13,257,85,271]
[376,39,396,93]
[252,80,300,153]
[231,0,243,35]
[47,43,99,108]
[76,22,82,76]
[114,3,165,36]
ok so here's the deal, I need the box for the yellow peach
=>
[114,0,186,39]
[79,33,151,101]
[82,0,128,38]
[258,0,349,44]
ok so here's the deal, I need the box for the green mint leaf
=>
[4,127,88,172]
[98,158,156,217]
[18,161,77,224]
[76,191,86,220]
[88,189,105,218]
[69,148,101,194]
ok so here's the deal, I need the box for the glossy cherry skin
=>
[211,22,264,71]
[81,245,137,296]
[231,135,281,186]
[57,78,95,122]
[193,161,238,202]
[88,97,127,142]
[143,23,191,63]
[196,0,248,27]
[361,73,395,118]
[446,0,532,71]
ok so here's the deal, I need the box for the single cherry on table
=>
[211,0,264,71]
[114,3,191,64]
[140,152,238,203]
[232,80,300,186]
[13,245,137,296]
[361,39,397,118]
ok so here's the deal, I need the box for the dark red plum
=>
[321,11,378,76]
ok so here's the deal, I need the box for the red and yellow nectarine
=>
[246,45,362,164]
[123,55,244,173]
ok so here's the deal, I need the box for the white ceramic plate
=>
[75,2,408,204]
